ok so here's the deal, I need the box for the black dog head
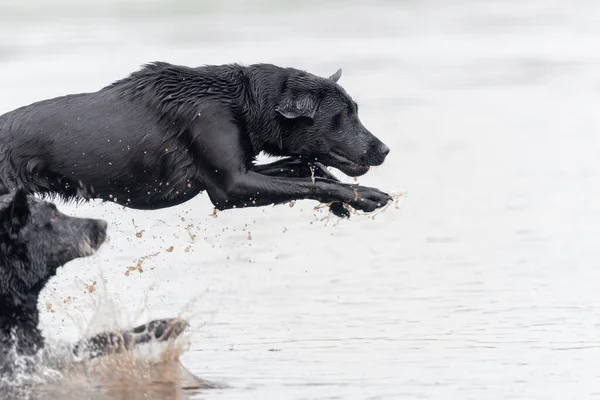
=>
[275,68,390,177]
[0,190,107,305]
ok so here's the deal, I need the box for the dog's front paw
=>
[72,317,190,360]
[348,186,392,213]
[137,317,189,342]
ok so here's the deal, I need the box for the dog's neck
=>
[0,256,48,358]
[0,295,43,358]
[243,65,290,156]
[0,299,42,377]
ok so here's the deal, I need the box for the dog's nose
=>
[89,219,108,250]
[365,141,390,166]
[97,219,108,233]
[380,143,390,158]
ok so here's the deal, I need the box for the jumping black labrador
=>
[0,62,391,217]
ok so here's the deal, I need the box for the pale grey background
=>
[1,0,599,398]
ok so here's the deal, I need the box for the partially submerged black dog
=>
[0,190,187,378]
[0,62,390,217]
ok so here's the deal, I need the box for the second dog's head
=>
[0,190,107,305]
[271,68,390,177]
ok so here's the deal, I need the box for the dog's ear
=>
[275,91,319,120]
[328,68,342,83]
[0,189,30,238]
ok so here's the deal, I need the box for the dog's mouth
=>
[322,152,371,177]
[78,241,98,258]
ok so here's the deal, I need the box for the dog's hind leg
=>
[71,318,188,360]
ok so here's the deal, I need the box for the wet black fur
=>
[0,190,106,376]
[0,191,186,379]
[0,62,391,214]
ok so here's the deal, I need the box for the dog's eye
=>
[50,215,57,222]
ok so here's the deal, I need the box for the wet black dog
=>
[0,190,187,378]
[0,62,391,216]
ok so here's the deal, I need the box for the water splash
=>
[1,275,217,399]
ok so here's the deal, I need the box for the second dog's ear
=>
[0,189,30,238]
[276,91,319,120]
